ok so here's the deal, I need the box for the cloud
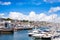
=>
[0,13,6,18]
[0,13,4,16]
[28,11,37,21]
[44,0,60,3]
[0,1,11,5]
[8,11,58,23]
[0,10,60,23]
[9,12,25,20]
[54,17,60,23]
[9,11,38,21]
[48,7,60,13]
[38,13,57,22]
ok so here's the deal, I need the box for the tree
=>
[4,18,12,21]
[20,20,29,22]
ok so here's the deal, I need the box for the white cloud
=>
[8,11,58,23]
[0,13,4,18]
[9,12,24,20]
[0,13,4,16]
[38,13,57,22]
[49,7,60,13]
[0,10,60,23]
[0,1,11,5]
[44,0,60,3]
[9,11,37,21]
[0,13,8,18]
[28,11,37,21]
[54,17,60,23]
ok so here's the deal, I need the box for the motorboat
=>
[28,29,40,36]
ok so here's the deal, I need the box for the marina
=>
[0,0,60,40]
[0,18,60,40]
[0,30,60,40]
[28,26,60,40]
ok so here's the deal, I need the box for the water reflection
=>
[13,30,33,40]
[0,30,51,40]
[0,34,13,40]
[33,38,41,40]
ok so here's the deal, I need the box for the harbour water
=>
[0,30,60,40]
[0,30,32,40]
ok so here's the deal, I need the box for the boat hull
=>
[0,30,14,34]
[0,28,14,34]
[41,37,51,40]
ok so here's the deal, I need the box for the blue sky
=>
[0,0,60,22]
[0,0,60,15]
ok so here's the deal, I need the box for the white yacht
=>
[31,26,60,40]
[32,30,53,38]
[28,26,40,36]
[28,29,40,36]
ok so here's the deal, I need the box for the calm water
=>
[0,30,34,40]
[0,30,59,40]
[0,27,51,40]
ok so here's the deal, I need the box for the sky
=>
[0,0,60,23]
